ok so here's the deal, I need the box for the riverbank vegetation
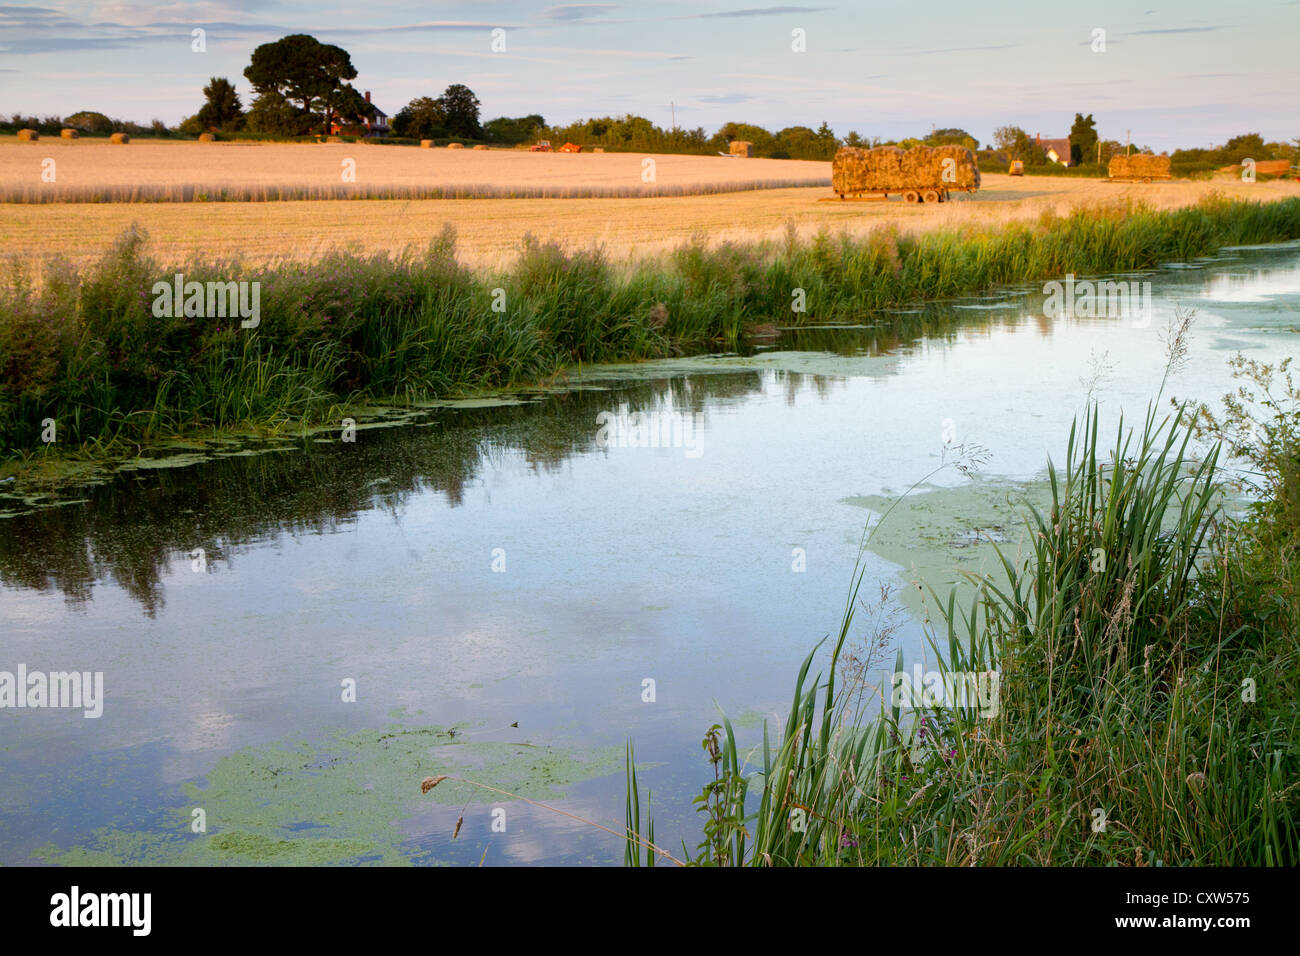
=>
[625,355,1299,866]
[4,195,1300,466]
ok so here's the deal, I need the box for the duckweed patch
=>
[32,723,622,866]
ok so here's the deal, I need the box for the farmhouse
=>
[330,90,390,137]
[1035,133,1071,166]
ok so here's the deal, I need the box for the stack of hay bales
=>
[833,146,901,191]
[1108,153,1171,180]
[930,145,980,189]
[60,128,79,140]
[419,140,433,148]
[832,145,979,194]
[729,140,753,157]
[472,144,489,150]
[446,142,465,149]
[198,132,215,143]
[17,129,39,141]
[593,147,605,153]
[109,132,129,144]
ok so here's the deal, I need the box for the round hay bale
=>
[446,142,465,149]
[198,132,215,143]
[60,128,79,140]
[17,128,39,141]
[419,139,434,148]
[472,144,489,150]
[324,135,342,143]
[109,132,129,144]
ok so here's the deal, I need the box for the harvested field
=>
[5,174,1298,274]
[0,137,830,202]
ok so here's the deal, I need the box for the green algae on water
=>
[32,723,622,867]
[844,475,1052,620]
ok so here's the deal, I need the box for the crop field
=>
[0,136,830,202]
[3,149,1297,272]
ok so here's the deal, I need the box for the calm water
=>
[2,241,1298,865]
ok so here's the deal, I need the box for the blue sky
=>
[1,1,1296,149]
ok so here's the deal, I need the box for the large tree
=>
[1069,113,1099,166]
[436,84,481,138]
[392,96,446,139]
[196,77,243,131]
[243,34,359,136]
[64,110,114,135]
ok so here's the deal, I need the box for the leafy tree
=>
[483,114,545,145]
[245,90,312,137]
[196,77,244,131]
[1221,133,1272,164]
[244,34,359,136]
[435,84,481,138]
[392,96,446,139]
[928,127,978,150]
[329,85,374,134]
[1069,113,1098,165]
[991,125,1045,163]
[1098,139,1125,164]
[64,111,113,134]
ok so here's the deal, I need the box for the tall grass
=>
[625,392,1300,865]
[4,195,1300,461]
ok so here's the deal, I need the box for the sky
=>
[0,1,1297,150]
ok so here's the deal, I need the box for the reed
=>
[625,381,1300,865]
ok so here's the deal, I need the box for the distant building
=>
[1036,133,1072,166]
[330,90,389,137]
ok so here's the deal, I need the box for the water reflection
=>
[1,299,1033,614]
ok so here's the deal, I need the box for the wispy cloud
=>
[537,4,617,21]
[690,6,829,18]
[1129,25,1229,35]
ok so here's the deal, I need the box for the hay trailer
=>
[829,145,980,203]
[1107,153,1172,183]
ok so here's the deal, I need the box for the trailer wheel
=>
[923,189,940,203]
[903,190,919,203]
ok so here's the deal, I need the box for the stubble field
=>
[2,137,1299,271]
